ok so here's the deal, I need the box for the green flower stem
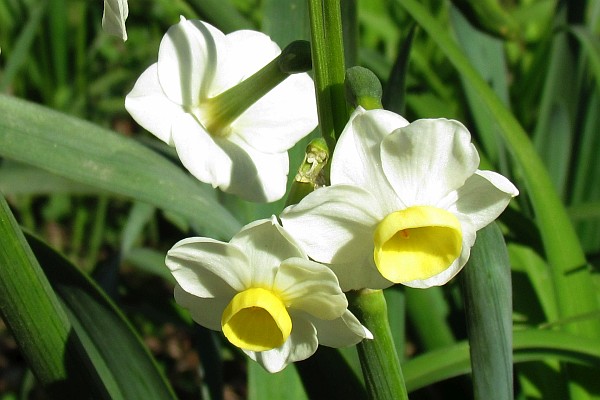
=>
[204,40,312,135]
[348,289,409,400]
[307,0,349,151]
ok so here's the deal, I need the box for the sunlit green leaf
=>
[0,94,241,240]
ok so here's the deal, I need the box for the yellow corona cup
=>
[221,288,292,352]
[373,206,462,283]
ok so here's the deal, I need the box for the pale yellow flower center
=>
[373,206,462,283]
[221,287,292,352]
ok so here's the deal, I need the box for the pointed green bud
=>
[278,40,312,73]
[345,66,383,110]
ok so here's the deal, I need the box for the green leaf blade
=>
[0,94,241,239]
[27,232,178,400]
[461,223,513,400]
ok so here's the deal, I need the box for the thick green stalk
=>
[397,0,600,337]
[307,0,349,151]
[349,289,408,400]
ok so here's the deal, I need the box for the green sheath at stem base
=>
[348,289,409,400]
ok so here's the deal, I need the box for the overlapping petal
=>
[281,185,384,264]
[166,237,250,298]
[219,137,289,202]
[157,19,224,105]
[275,258,347,319]
[441,170,519,230]
[230,218,303,286]
[311,310,373,347]
[232,73,318,154]
[380,119,479,206]
[168,217,369,372]
[171,114,232,189]
[212,30,281,95]
[331,107,408,206]
[326,259,393,291]
[126,18,317,202]
[281,108,518,290]
[124,64,182,145]
[173,285,229,330]
[246,315,317,373]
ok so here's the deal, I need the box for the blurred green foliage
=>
[1,0,600,399]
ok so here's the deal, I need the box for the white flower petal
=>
[166,237,251,298]
[230,218,304,287]
[280,185,383,264]
[211,30,281,96]
[442,170,519,231]
[275,258,347,319]
[245,316,317,373]
[157,19,225,106]
[125,63,183,145]
[331,107,409,209]
[102,0,128,41]
[311,310,373,347]
[328,259,394,291]
[218,137,289,202]
[173,285,229,330]
[171,113,232,189]
[232,73,318,153]
[381,119,480,206]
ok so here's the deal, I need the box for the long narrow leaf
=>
[248,363,308,400]
[461,223,513,400]
[402,329,600,392]
[26,232,178,400]
[0,194,106,398]
[0,94,241,239]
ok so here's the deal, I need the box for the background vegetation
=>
[1,0,600,399]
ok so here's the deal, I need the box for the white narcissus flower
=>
[280,107,519,291]
[102,0,128,41]
[166,216,371,373]
[125,18,318,202]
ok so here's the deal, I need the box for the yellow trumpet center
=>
[373,206,462,283]
[221,287,292,352]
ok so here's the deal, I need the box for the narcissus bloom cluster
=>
[281,107,519,291]
[126,18,317,202]
[166,217,371,373]
[145,16,519,374]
